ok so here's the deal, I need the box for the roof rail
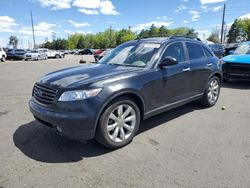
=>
[169,35,201,41]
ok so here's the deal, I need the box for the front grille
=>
[223,63,250,73]
[32,83,58,105]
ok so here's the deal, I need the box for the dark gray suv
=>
[29,36,222,149]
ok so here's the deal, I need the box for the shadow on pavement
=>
[222,80,250,90]
[13,102,203,163]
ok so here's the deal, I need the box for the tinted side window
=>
[162,42,185,62]
[186,42,205,60]
[203,47,214,58]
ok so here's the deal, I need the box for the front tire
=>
[55,54,60,59]
[1,55,5,62]
[96,97,141,149]
[200,76,221,107]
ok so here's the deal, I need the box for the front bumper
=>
[29,99,96,142]
[25,56,38,60]
[223,63,250,80]
[6,55,24,60]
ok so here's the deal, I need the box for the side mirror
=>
[159,56,178,69]
[229,50,234,55]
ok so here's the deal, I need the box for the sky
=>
[0,0,249,48]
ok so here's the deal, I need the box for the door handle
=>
[207,63,213,67]
[182,67,190,72]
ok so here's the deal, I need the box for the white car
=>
[38,48,64,58]
[24,50,47,61]
[0,47,7,62]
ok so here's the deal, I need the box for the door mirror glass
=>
[159,56,178,68]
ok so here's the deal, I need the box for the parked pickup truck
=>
[222,41,250,82]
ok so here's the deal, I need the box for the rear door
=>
[185,42,212,94]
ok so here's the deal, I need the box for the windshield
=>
[99,42,161,67]
[31,50,39,53]
[234,44,250,55]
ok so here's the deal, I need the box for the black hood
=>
[38,63,142,88]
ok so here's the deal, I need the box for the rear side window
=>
[203,47,214,58]
[162,42,185,62]
[186,42,205,60]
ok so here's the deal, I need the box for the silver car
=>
[24,50,47,61]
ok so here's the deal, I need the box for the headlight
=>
[58,88,102,101]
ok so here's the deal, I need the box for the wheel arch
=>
[210,71,222,84]
[93,90,145,133]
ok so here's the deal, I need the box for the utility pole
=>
[30,11,36,49]
[220,3,226,44]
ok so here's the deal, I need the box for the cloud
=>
[78,8,99,14]
[174,4,187,13]
[183,20,189,24]
[37,0,72,10]
[68,20,90,27]
[212,5,223,11]
[0,16,18,32]
[196,29,211,39]
[157,16,171,21]
[72,0,100,9]
[132,21,173,32]
[200,0,226,4]
[99,0,119,15]
[19,22,56,37]
[238,13,250,20]
[64,29,93,35]
[72,0,119,15]
[189,10,200,21]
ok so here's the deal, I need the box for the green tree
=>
[227,18,250,42]
[116,29,136,45]
[148,24,158,37]
[159,25,168,37]
[9,35,18,48]
[207,31,220,43]
[77,35,85,49]
[138,29,149,38]
[227,19,241,43]
[40,38,68,50]
[171,27,197,37]
[68,33,81,49]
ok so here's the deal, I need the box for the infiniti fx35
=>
[29,36,222,149]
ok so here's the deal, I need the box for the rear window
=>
[186,42,205,60]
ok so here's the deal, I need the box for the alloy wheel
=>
[207,79,219,104]
[106,104,136,143]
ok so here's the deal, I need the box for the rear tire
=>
[96,97,141,149]
[200,76,221,107]
[55,54,60,59]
